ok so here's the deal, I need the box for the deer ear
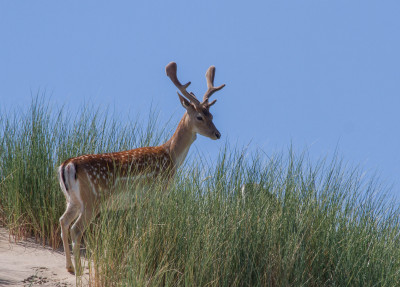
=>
[178,93,194,111]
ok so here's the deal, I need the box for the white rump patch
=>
[62,162,83,207]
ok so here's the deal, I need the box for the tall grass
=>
[0,97,171,246]
[1,97,400,286]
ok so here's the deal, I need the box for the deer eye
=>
[196,115,203,121]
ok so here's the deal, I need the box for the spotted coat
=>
[60,146,174,195]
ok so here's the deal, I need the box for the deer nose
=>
[215,131,221,139]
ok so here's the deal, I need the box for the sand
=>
[0,228,89,287]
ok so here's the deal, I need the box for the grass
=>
[1,97,400,286]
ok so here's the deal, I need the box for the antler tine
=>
[203,65,226,104]
[166,62,200,106]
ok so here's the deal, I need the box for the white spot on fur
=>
[87,173,97,196]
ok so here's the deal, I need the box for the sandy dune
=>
[0,228,89,287]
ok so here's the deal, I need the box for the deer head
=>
[166,62,225,140]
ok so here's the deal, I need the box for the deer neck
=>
[163,112,197,168]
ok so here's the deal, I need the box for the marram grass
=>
[1,97,400,286]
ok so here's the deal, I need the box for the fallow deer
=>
[58,62,225,274]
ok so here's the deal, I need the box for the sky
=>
[1,1,399,203]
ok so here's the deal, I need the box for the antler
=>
[202,66,225,107]
[166,62,200,106]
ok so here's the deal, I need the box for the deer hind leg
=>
[70,204,96,275]
[59,162,84,274]
[60,202,80,273]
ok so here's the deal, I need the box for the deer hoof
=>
[67,265,75,274]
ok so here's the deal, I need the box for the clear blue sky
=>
[1,1,399,202]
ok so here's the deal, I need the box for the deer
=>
[58,62,225,274]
